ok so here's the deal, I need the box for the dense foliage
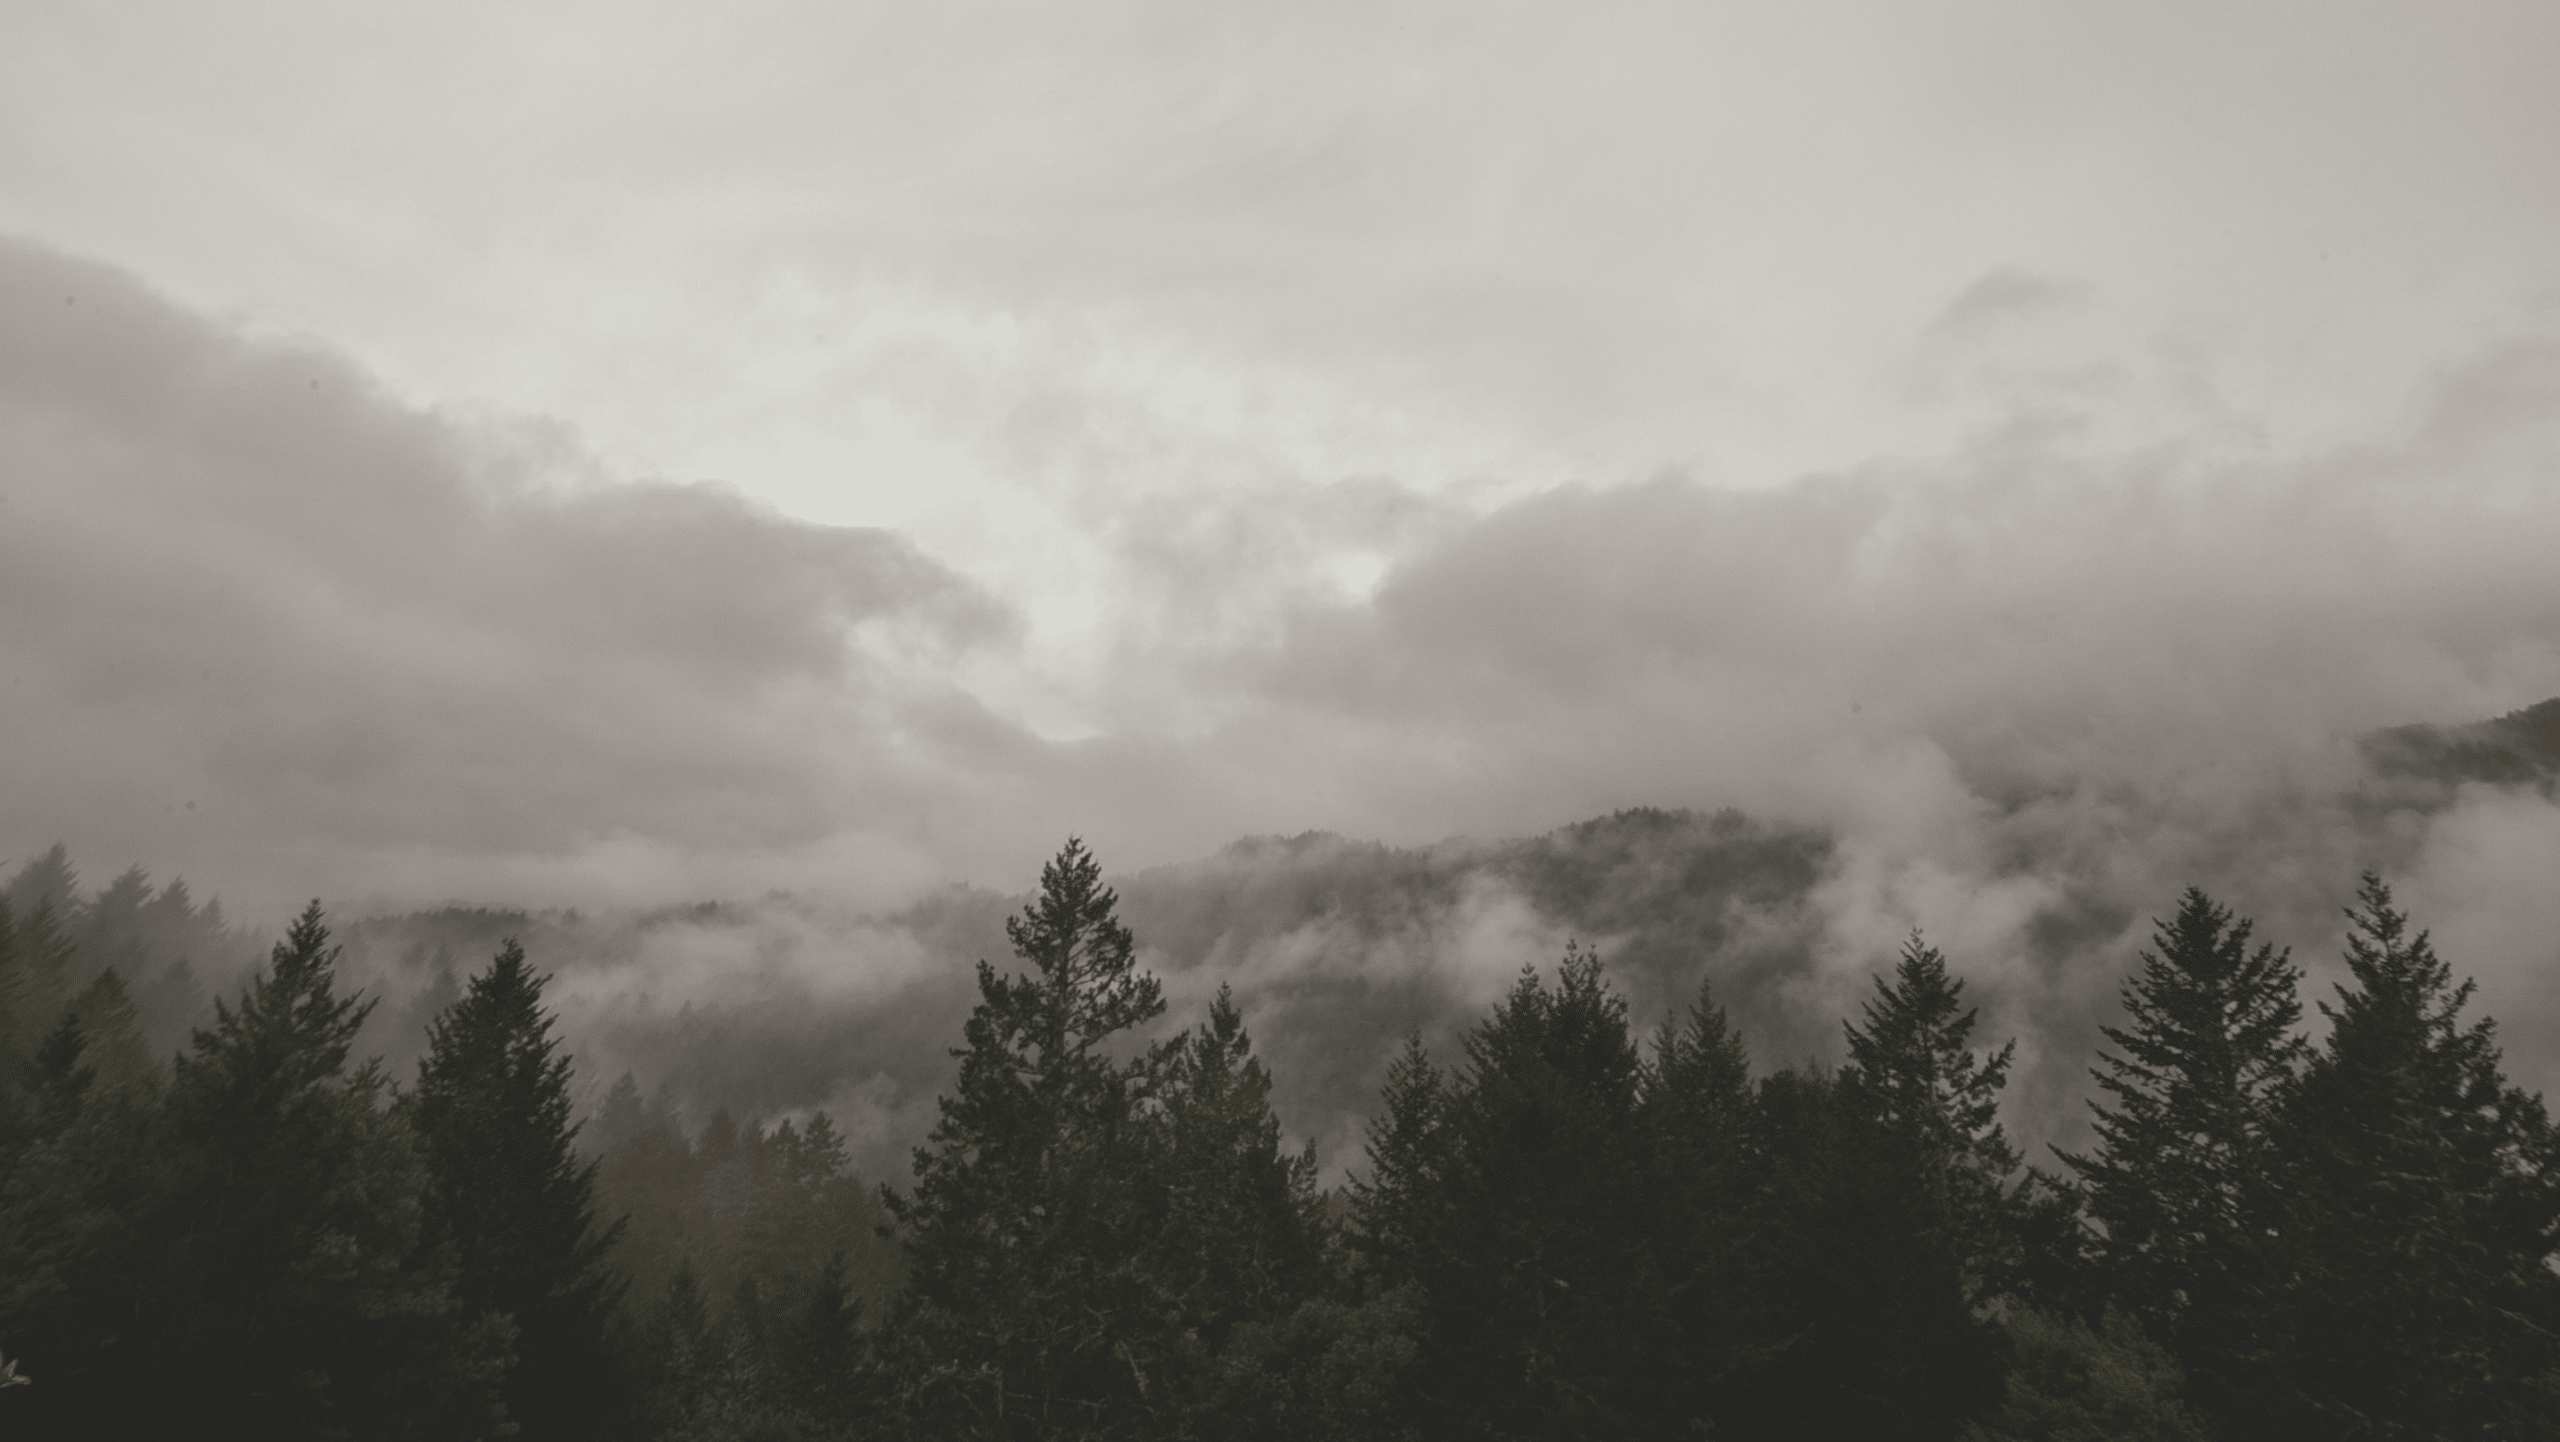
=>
[4,841,2557,1439]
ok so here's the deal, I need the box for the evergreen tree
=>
[1723,1065,2004,1442]
[411,937,631,1441]
[0,897,23,1141]
[62,967,154,1095]
[1641,977,1756,1430]
[0,1008,165,1440]
[2060,888,2305,1419]
[76,865,155,985]
[8,898,78,1049]
[22,1014,96,1142]
[3,844,77,921]
[591,1072,708,1314]
[1388,945,1677,1439]
[636,1262,741,1439]
[1348,1030,1447,1288]
[2267,875,2560,1439]
[1840,932,2025,1305]
[883,839,1171,1440]
[768,1254,869,1435]
[137,901,511,1440]
[1146,983,1328,1360]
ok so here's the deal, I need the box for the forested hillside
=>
[6,827,2559,1438]
[6,702,2560,1435]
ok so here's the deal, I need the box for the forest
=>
[3,832,2558,1441]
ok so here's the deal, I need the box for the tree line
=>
[4,839,2557,1439]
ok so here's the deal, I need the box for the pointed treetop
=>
[997,837,1162,1059]
[5,842,78,917]
[2333,872,2470,1024]
[1843,930,2018,1165]
[181,899,375,1105]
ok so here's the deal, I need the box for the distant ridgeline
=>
[2362,695,2560,791]
[5,703,2560,1437]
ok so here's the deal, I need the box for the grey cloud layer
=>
[0,239,1030,911]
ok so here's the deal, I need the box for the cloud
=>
[0,237,1026,915]
[1226,335,2560,828]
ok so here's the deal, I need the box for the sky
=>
[6,2,2560,1044]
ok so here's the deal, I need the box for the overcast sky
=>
[7,0,2560,996]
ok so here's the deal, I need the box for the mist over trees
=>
[6,700,2560,1437]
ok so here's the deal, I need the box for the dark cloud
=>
[0,236,1023,913]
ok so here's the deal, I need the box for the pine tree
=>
[3,844,76,921]
[1348,1030,1447,1288]
[1147,984,1328,1358]
[770,1253,869,1432]
[411,937,631,1441]
[2267,875,2560,1439]
[1725,1064,2004,1442]
[1841,931,2024,1306]
[22,1014,96,1141]
[1642,977,1756,1431]
[0,897,23,1141]
[2059,888,2305,1419]
[1395,945,1675,1439]
[883,838,1171,1440]
[0,1005,165,1439]
[62,968,154,1095]
[9,898,78,1049]
[76,866,155,984]
[137,900,511,1440]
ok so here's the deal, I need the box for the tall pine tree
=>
[1349,1030,1448,1290]
[1840,931,2025,1307]
[1146,983,1328,1357]
[1714,932,2020,1439]
[2060,887,2305,1422]
[0,1006,166,1440]
[1642,977,1757,1432]
[884,839,1171,1440]
[2268,875,2560,1439]
[1382,945,1677,1439]
[1726,1064,2004,1442]
[138,901,511,1440]
[410,937,631,1441]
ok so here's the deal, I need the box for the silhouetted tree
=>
[7,898,77,1050]
[2,844,77,922]
[2060,887,2305,1421]
[1382,945,1679,1439]
[412,937,631,1440]
[883,839,1171,1439]
[0,1009,164,1438]
[1840,932,2025,1305]
[62,967,153,1095]
[1643,977,1757,1430]
[1147,983,1329,1358]
[1348,1031,1447,1288]
[2266,876,2560,1438]
[1722,1065,2003,1442]
[141,901,511,1439]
